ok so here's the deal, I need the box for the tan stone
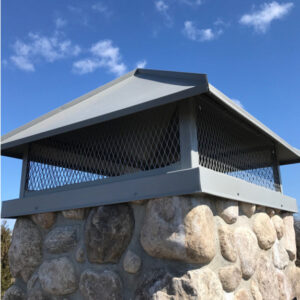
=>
[276,270,292,300]
[218,265,242,292]
[272,215,284,240]
[62,208,85,219]
[31,212,56,229]
[252,253,280,300]
[184,204,216,263]
[141,196,216,264]
[285,266,300,299]
[123,250,141,274]
[187,268,224,300]
[218,224,237,262]
[240,202,256,218]
[295,218,300,267]
[216,199,238,224]
[272,240,289,270]
[282,214,296,260]
[252,213,276,250]
[234,227,259,279]
[251,280,263,300]
[234,289,252,300]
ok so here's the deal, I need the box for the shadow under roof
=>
[1,68,300,165]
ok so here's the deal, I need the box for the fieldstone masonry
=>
[4,195,300,300]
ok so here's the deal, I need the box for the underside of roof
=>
[1,68,300,165]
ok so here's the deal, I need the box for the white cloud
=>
[240,2,294,33]
[73,40,127,76]
[231,99,244,108]
[183,21,222,41]
[55,17,67,29]
[155,0,173,27]
[10,32,81,72]
[136,60,147,68]
[92,2,112,17]
[179,0,202,6]
[155,0,169,12]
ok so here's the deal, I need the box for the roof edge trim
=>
[208,83,300,165]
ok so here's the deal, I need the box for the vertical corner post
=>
[272,146,283,193]
[179,98,199,169]
[19,145,29,199]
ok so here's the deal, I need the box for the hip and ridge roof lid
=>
[1,68,300,165]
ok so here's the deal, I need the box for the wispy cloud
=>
[10,32,81,72]
[155,0,173,27]
[232,99,244,108]
[183,21,222,42]
[55,17,67,29]
[240,2,294,33]
[179,0,202,6]
[136,60,147,68]
[92,2,112,17]
[73,40,127,76]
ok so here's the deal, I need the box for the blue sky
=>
[2,0,300,227]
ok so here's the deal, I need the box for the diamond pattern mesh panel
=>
[25,104,180,191]
[196,95,281,191]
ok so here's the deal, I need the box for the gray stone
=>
[75,246,85,263]
[135,269,196,300]
[9,218,43,282]
[216,199,238,224]
[123,250,141,274]
[240,202,256,218]
[272,215,284,240]
[135,268,223,300]
[79,269,122,300]
[44,226,77,254]
[218,265,242,292]
[282,214,297,260]
[272,240,289,270]
[266,207,275,217]
[3,285,26,300]
[141,196,216,264]
[218,223,237,262]
[27,272,49,300]
[31,212,56,229]
[85,204,134,263]
[252,212,276,250]
[62,208,85,220]
[38,257,77,295]
[234,227,259,279]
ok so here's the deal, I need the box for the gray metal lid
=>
[1,68,299,165]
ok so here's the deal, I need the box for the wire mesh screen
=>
[25,104,180,192]
[196,95,281,191]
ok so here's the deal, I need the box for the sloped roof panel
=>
[1,69,208,154]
